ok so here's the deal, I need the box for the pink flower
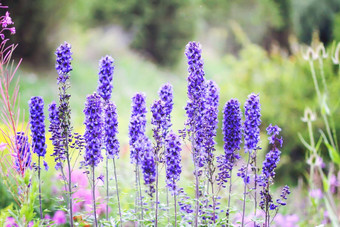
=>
[309,188,323,199]
[5,217,18,227]
[52,210,66,224]
[273,213,299,227]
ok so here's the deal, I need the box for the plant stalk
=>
[113,159,123,226]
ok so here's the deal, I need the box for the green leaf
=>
[326,143,340,165]
[298,133,313,151]
[322,175,329,192]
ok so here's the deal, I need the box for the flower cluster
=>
[0,11,15,39]
[29,96,46,157]
[276,185,290,206]
[55,42,73,83]
[48,101,65,168]
[141,136,156,196]
[15,132,31,174]
[216,99,242,187]
[259,124,285,211]
[203,80,219,163]
[104,101,120,159]
[165,131,182,195]
[184,41,207,167]
[97,55,114,101]
[262,124,282,180]
[83,93,103,167]
[129,93,147,164]
[244,93,261,152]
[158,83,173,134]
[151,99,166,149]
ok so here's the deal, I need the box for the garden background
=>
[1,0,340,226]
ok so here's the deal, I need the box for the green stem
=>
[92,166,98,227]
[113,159,123,226]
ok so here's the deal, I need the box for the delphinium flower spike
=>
[103,101,122,224]
[97,55,114,102]
[141,136,156,197]
[158,83,174,137]
[96,55,117,222]
[29,96,46,219]
[83,93,103,227]
[258,124,285,227]
[241,93,261,226]
[54,41,75,226]
[150,99,165,226]
[165,131,182,227]
[216,98,242,225]
[14,132,31,176]
[49,101,64,170]
[129,92,148,221]
[184,41,207,226]
[202,80,219,223]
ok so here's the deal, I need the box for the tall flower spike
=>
[184,41,207,167]
[203,80,219,162]
[158,83,173,134]
[151,99,166,149]
[55,42,73,83]
[165,131,182,195]
[244,93,261,152]
[129,93,147,164]
[97,55,114,101]
[262,124,282,180]
[29,96,46,157]
[15,132,31,174]
[83,93,103,167]
[216,98,242,187]
[48,101,65,169]
[104,101,120,159]
[141,136,156,196]
[223,99,242,154]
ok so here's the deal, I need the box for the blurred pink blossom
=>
[53,210,66,224]
[5,217,18,227]
[309,188,323,199]
[273,213,299,227]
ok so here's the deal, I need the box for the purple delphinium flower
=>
[141,136,156,196]
[97,55,114,102]
[158,83,173,134]
[151,99,166,150]
[262,124,282,180]
[129,93,147,164]
[184,41,207,168]
[104,101,120,159]
[165,131,182,195]
[48,101,65,169]
[14,132,31,174]
[276,185,290,206]
[259,124,285,221]
[29,96,46,157]
[55,42,72,83]
[83,93,103,167]
[243,93,261,152]
[203,80,219,163]
[216,99,242,187]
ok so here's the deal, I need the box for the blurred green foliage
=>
[3,0,69,66]
[292,0,340,44]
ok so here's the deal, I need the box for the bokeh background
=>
[1,0,340,223]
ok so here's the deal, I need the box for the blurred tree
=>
[262,0,292,52]
[88,0,196,67]
[293,0,340,44]
[3,0,68,66]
